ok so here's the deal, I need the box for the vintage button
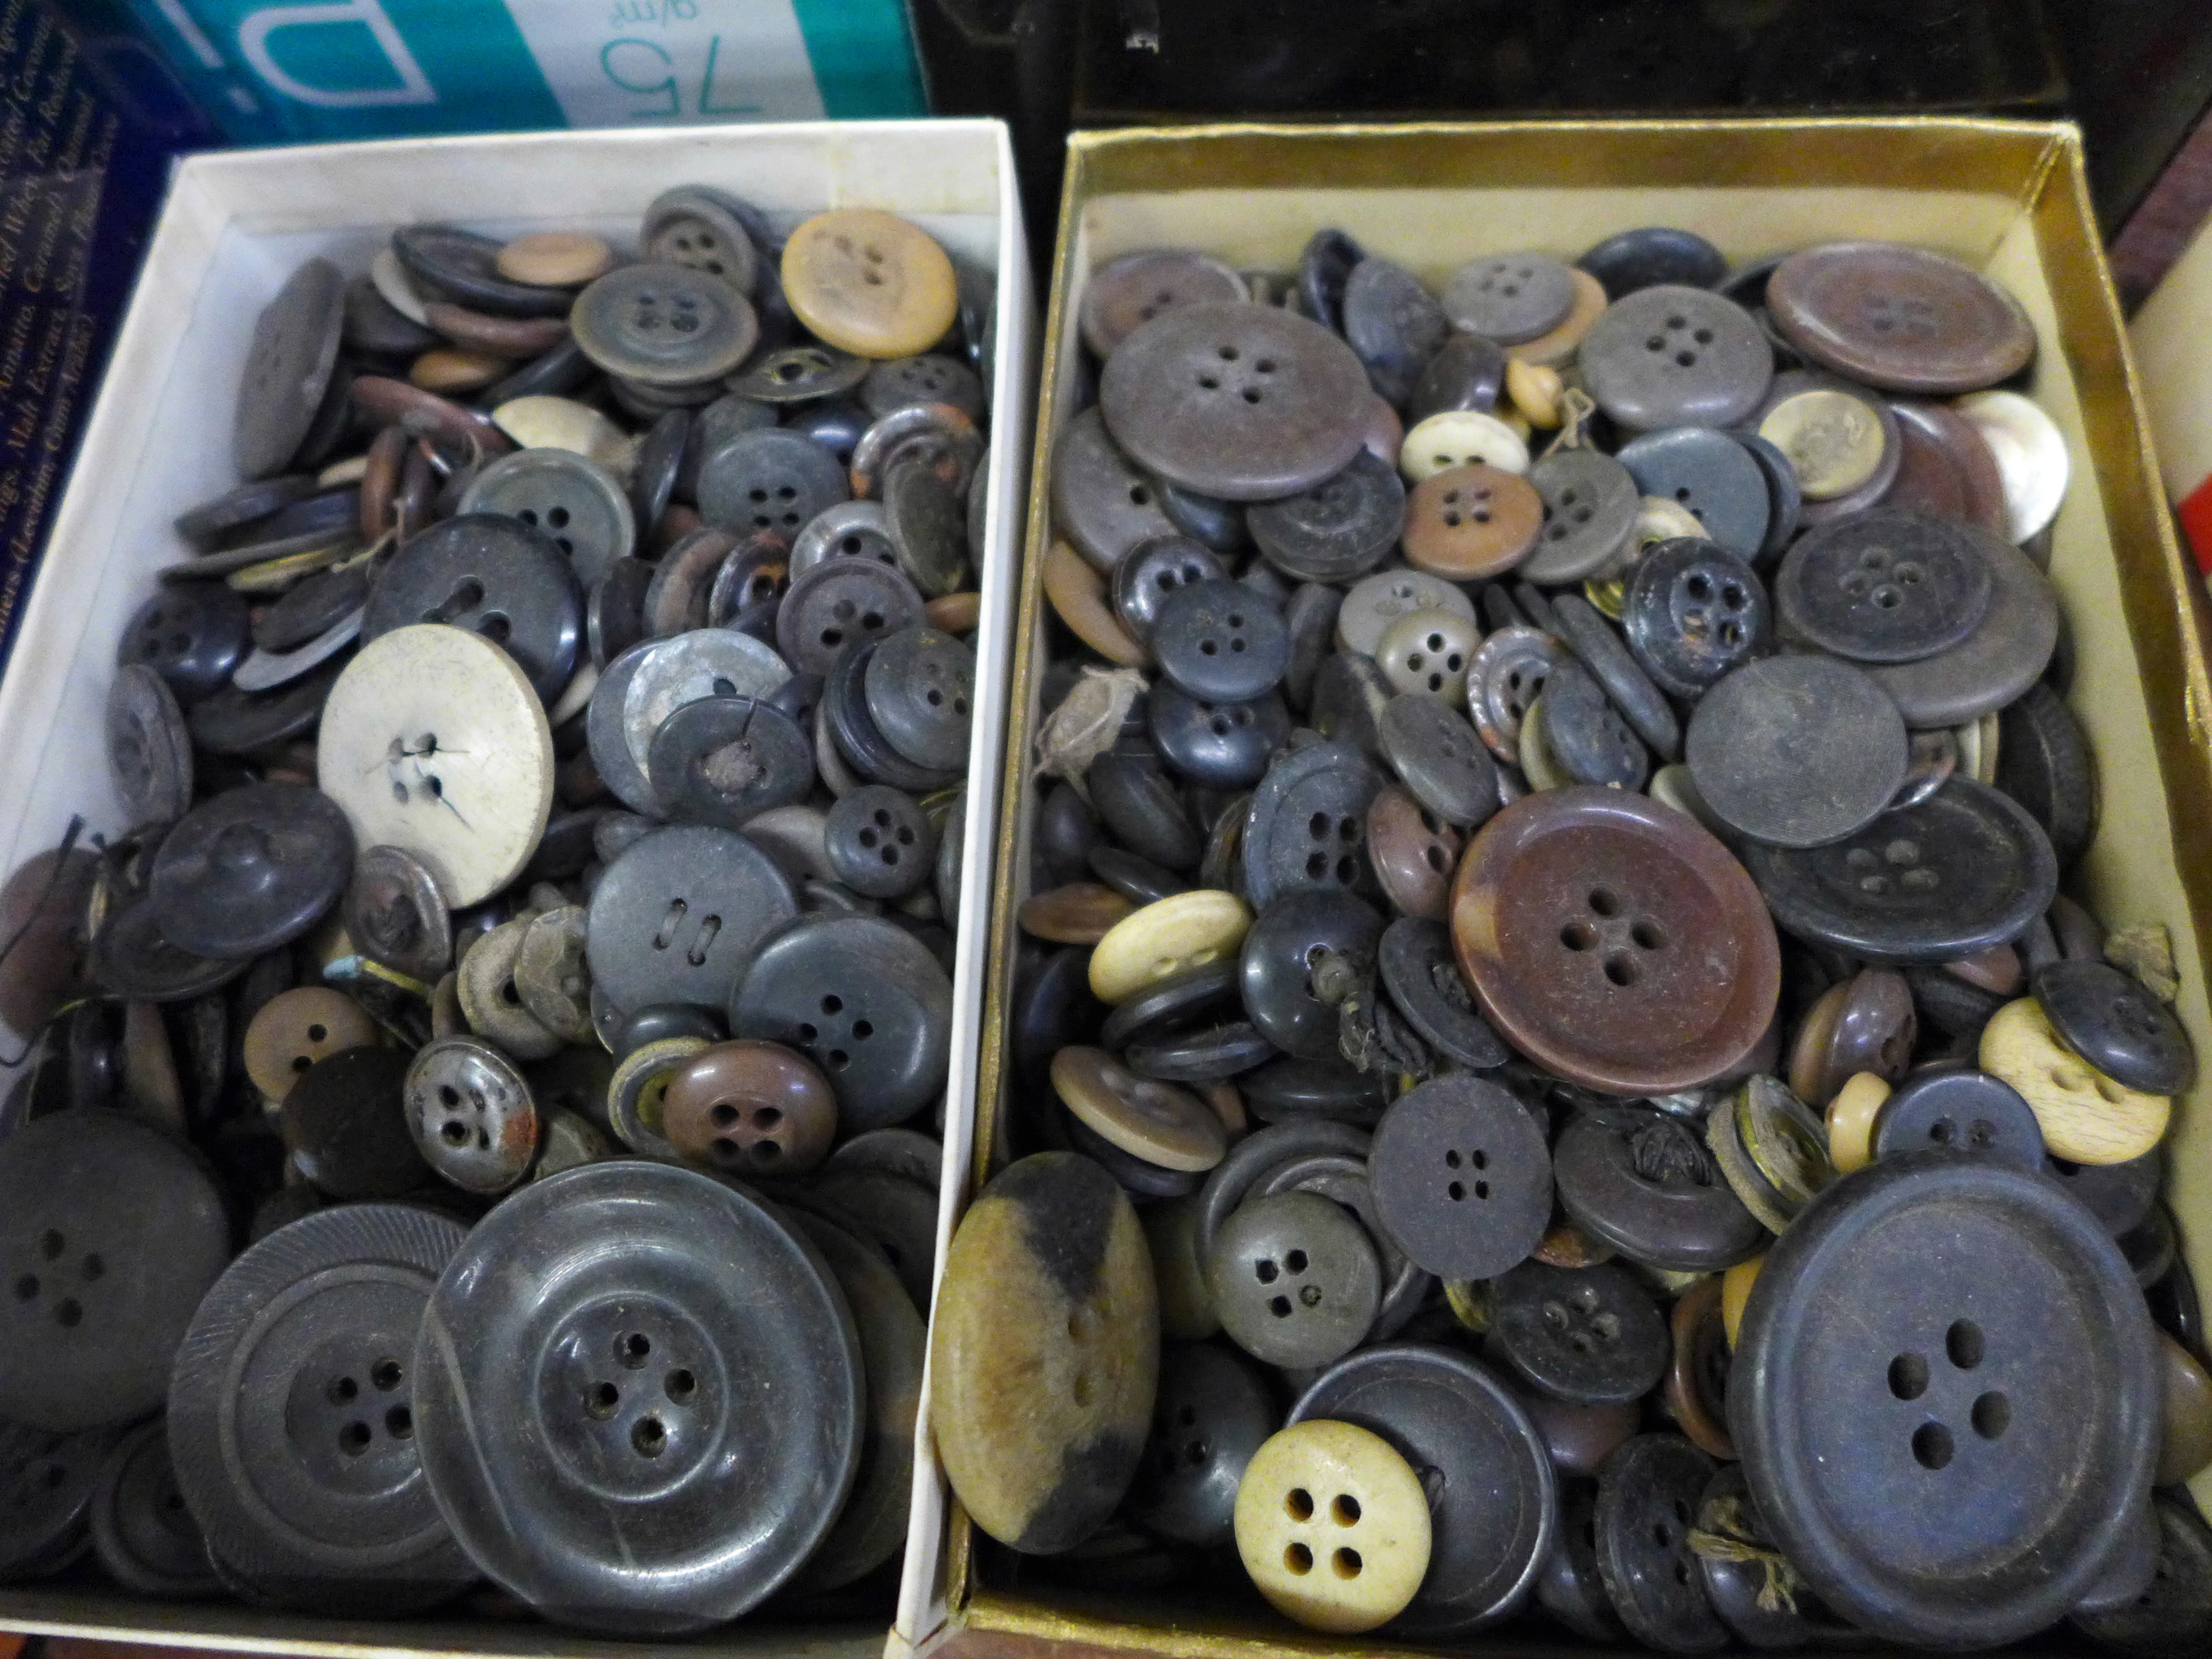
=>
[774,555,922,678]
[0,1113,226,1434]
[623,628,790,772]
[790,499,894,582]
[361,512,581,699]
[1398,409,1529,483]
[1615,427,1769,560]
[1521,1392,1638,1478]
[236,258,344,480]
[1148,684,1287,790]
[1859,529,2057,728]
[637,187,757,295]
[1691,1458,1864,1645]
[1443,252,1578,344]
[1100,301,1373,501]
[1619,537,1765,700]
[1777,509,1992,665]
[1021,882,1134,944]
[1234,1418,1431,1634]
[1307,649,1391,758]
[395,224,571,318]
[1194,1119,1372,1266]
[1341,256,1450,407]
[1367,1074,1550,1281]
[1090,753,1202,871]
[1247,452,1404,584]
[455,916,561,1060]
[1149,578,1289,704]
[1375,917,1508,1070]
[780,209,956,359]
[603,1035,708,1158]
[1089,890,1251,1004]
[1789,967,1917,1107]
[1826,1072,1890,1176]
[88,1416,215,1597]
[643,696,811,829]
[1453,787,1778,1094]
[1537,1478,1630,1640]
[1401,463,1541,580]
[585,823,796,1013]
[570,261,756,387]
[1336,569,1473,659]
[1125,1021,1271,1085]
[2033,960,2192,1097]
[1731,1153,2157,1648]
[1768,241,2035,394]
[1128,1340,1272,1545]
[1956,389,2070,545]
[2071,1494,2212,1651]
[862,353,985,424]
[725,345,869,409]
[882,458,971,596]
[1521,449,1641,585]
[1757,375,1898,506]
[1408,331,1506,422]
[1211,1191,1381,1369]
[1549,594,1680,759]
[1045,539,1147,666]
[512,905,593,1044]
[146,782,350,961]
[1888,397,2011,535]
[282,1046,427,1198]
[1579,228,1725,300]
[1506,267,1608,370]
[2156,1332,2212,1487]
[824,785,937,900]
[1366,789,1463,920]
[411,1163,857,1629]
[457,447,634,588]
[1980,996,2169,1165]
[1552,1110,1765,1273]
[1376,693,1500,827]
[1746,778,2057,964]
[1490,1261,1668,1405]
[1466,626,1559,766]
[1240,1053,1390,1124]
[118,583,250,706]
[401,1033,539,1193]
[1296,229,1363,330]
[1686,656,1907,848]
[657,1038,836,1178]
[1054,1045,1227,1171]
[1872,1067,2044,1169]
[1239,889,1384,1060]
[697,427,850,543]
[1718,1074,1834,1227]
[1051,407,1181,573]
[1111,536,1227,642]
[495,230,613,288]
[1664,1278,1736,1459]
[1290,1344,1555,1635]
[1579,285,1772,432]
[1536,659,1649,791]
[167,1204,471,1612]
[729,913,948,1129]
[933,1152,1156,1550]
[1243,742,1386,908]
[241,985,378,1102]
[107,664,193,828]
[1592,1435,1728,1654]
[1994,682,2096,870]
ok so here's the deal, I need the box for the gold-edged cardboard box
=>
[936,118,2212,1659]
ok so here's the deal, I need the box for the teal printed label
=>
[129,0,921,144]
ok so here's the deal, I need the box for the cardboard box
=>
[923,117,2212,1658]
[0,116,1034,1655]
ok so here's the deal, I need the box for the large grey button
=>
[1616,428,1771,561]
[585,825,797,1011]
[1578,284,1772,431]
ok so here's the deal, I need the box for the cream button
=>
[1089,890,1252,1004]
[781,209,958,360]
[1398,409,1530,483]
[1981,996,2170,1164]
[1826,1071,1891,1175]
[1051,1045,1227,1171]
[1375,608,1478,704]
[1233,1419,1432,1634]
[1956,389,2068,543]
[491,395,635,469]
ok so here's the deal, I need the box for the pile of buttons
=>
[932,229,2211,1652]
[0,186,990,1631]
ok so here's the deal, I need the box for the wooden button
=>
[496,231,614,288]
[1019,882,1134,944]
[1090,890,1252,1004]
[1826,1072,1891,1176]
[1233,1419,1433,1634]
[1051,1045,1227,1172]
[1044,540,1147,668]
[931,1153,1158,1552]
[1980,996,2169,1164]
[2157,1331,2212,1487]
[242,986,380,1104]
[660,1039,837,1179]
[782,209,958,360]
[1402,463,1543,580]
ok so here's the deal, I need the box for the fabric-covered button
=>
[1233,1418,1432,1634]
[1398,409,1529,483]
[1980,996,2168,1165]
[1453,786,1778,1094]
[1767,241,2035,395]
[1367,1074,1550,1281]
[1210,1191,1381,1369]
[1685,656,1908,848]
[1490,1261,1668,1404]
[1402,463,1542,579]
[1578,286,1772,431]
[931,1152,1157,1552]
[1101,302,1373,501]
[779,209,956,360]
[2032,960,2194,1097]
[1443,253,1579,344]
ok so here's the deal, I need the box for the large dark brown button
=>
[1452,787,1780,1095]
[1766,241,2036,395]
[660,1038,837,1179]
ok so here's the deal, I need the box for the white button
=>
[1956,389,2068,543]
[1399,409,1530,483]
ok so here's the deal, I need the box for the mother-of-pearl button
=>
[1956,389,2069,544]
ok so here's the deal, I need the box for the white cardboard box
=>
[0,116,1033,1657]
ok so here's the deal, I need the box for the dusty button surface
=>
[1233,1418,1433,1634]
[780,209,957,360]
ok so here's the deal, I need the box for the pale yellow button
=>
[492,395,635,468]
[1044,540,1147,668]
[1721,1251,1766,1349]
[1375,608,1478,704]
[496,231,614,288]
[1981,996,2170,1164]
[1826,1071,1891,1176]
[1052,1045,1226,1171]
[1634,494,1709,552]
[1972,710,2000,785]
[1506,358,1563,429]
[782,209,959,360]
[1399,410,1530,483]
[1234,1419,1432,1634]
[1758,387,1886,500]
[243,986,381,1104]
[1089,890,1251,1004]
